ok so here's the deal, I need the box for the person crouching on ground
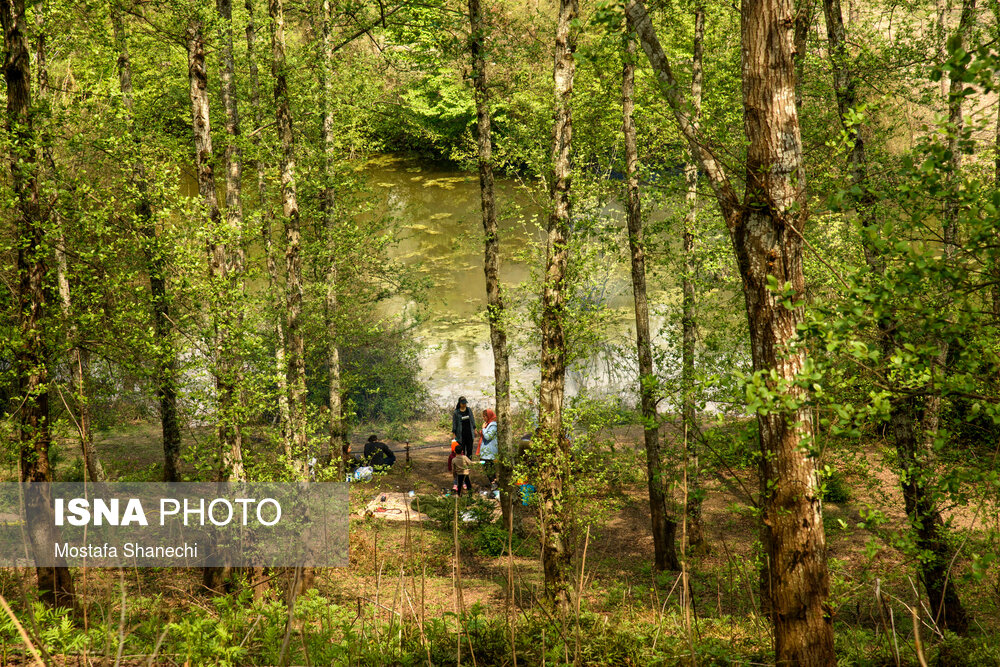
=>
[364,434,396,470]
[448,439,473,496]
[477,408,498,488]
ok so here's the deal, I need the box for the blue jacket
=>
[479,421,498,460]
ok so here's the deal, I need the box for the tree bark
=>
[2,0,75,608]
[793,0,814,108]
[468,0,514,531]
[995,2,1000,321]
[537,0,578,610]
[112,9,182,483]
[822,0,970,635]
[682,1,706,551]
[627,1,835,662]
[739,2,834,658]
[623,21,680,572]
[321,0,345,467]
[912,0,974,633]
[268,7,312,603]
[269,0,308,470]
[914,0,973,634]
[245,0,292,451]
[215,0,247,483]
[187,19,244,487]
[242,7,274,596]
[269,2,312,596]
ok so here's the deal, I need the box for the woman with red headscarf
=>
[477,408,499,488]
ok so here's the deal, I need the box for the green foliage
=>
[473,523,514,557]
[702,420,759,471]
[820,467,852,504]
[325,325,428,425]
[416,492,495,527]
[168,615,246,667]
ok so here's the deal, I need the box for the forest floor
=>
[2,416,999,665]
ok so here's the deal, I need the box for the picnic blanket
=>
[359,492,431,522]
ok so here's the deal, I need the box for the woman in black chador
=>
[451,396,477,457]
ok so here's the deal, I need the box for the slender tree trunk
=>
[918,0,973,634]
[269,3,314,597]
[244,5,274,598]
[36,8,105,483]
[257,48,307,618]
[682,1,706,550]
[623,22,679,572]
[187,19,244,491]
[627,1,835,662]
[468,0,514,531]
[269,0,308,470]
[912,0,974,634]
[822,0,970,634]
[216,0,246,483]
[937,0,949,98]
[995,2,1000,320]
[793,0,814,108]
[55,239,105,483]
[245,0,291,450]
[537,0,579,611]
[2,0,75,608]
[111,9,182,483]
[320,0,345,467]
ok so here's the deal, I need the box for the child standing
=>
[448,439,473,496]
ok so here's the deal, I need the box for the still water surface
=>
[365,155,649,408]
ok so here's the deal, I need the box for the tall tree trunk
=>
[792,0,814,108]
[36,6,105,483]
[682,0,706,550]
[2,0,75,608]
[914,0,973,634]
[269,0,308,469]
[269,0,313,596]
[468,0,514,531]
[627,1,835,662]
[111,9,182,483]
[537,0,578,611]
[822,0,970,635]
[912,0,974,634]
[187,19,243,489]
[937,0,949,98]
[216,0,246,483]
[245,0,291,450]
[994,2,1000,321]
[623,21,679,572]
[321,0,345,467]
[739,2,834,658]
[243,5,275,599]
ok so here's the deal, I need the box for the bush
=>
[703,420,760,470]
[316,325,428,424]
[820,468,851,504]
[474,524,513,557]
[416,491,496,527]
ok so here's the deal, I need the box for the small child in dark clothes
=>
[448,439,473,496]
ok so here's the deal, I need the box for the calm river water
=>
[365,155,657,408]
